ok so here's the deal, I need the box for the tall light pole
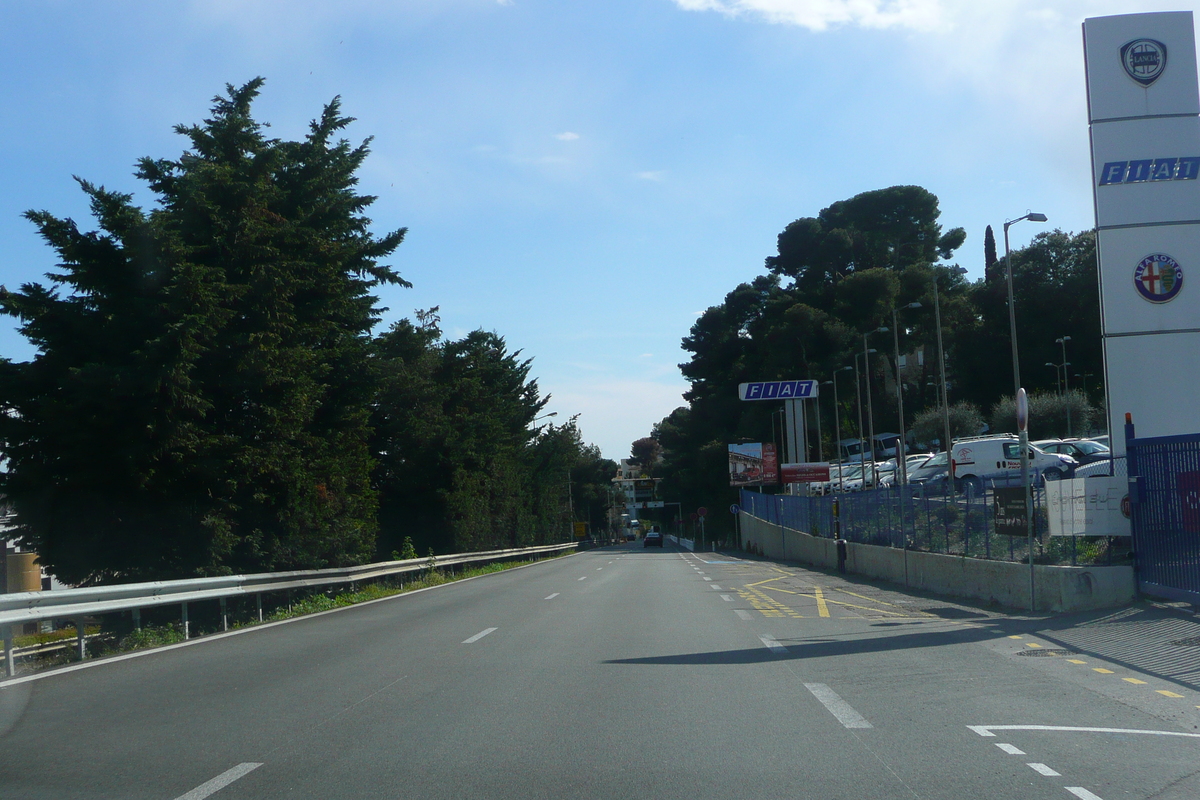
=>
[932,278,953,456]
[1004,212,1046,609]
[853,350,876,464]
[864,327,888,471]
[1003,212,1048,401]
[833,366,852,491]
[1046,362,1063,394]
[891,303,921,485]
[1056,335,1072,436]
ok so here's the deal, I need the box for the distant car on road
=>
[643,527,664,547]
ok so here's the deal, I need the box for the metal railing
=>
[740,483,1128,567]
[1,542,577,677]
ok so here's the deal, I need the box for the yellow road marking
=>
[1067,659,1086,664]
[1123,678,1148,685]
[1157,690,1184,698]
[814,585,830,618]
[1026,643,1042,648]
[748,577,784,587]
[1093,668,1115,674]
[761,586,800,594]
[1008,635,1023,640]
[832,587,904,608]
[794,593,913,617]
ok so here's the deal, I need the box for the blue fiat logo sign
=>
[1133,254,1183,303]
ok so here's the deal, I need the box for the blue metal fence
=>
[740,481,1121,566]
[1126,422,1200,604]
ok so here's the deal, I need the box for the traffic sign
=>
[737,380,817,401]
[697,506,708,517]
[729,504,740,515]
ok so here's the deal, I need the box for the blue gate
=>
[1126,421,1200,604]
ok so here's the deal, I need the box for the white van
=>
[950,435,1076,492]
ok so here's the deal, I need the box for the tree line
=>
[0,80,615,586]
[640,185,1101,535]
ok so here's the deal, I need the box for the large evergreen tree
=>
[0,80,407,583]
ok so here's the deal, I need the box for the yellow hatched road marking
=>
[1067,659,1087,664]
[1157,690,1185,698]
[832,587,905,608]
[814,585,830,618]
[794,594,912,617]
[761,586,800,594]
[1093,668,1115,674]
[748,577,784,587]
[1026,643,1042,648]
[1008,635,1023,640]
[1123,678,1148,685]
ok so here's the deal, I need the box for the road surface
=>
[2,543,1199,799]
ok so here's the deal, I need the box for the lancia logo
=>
[1133,254,1183,304]
[1121,38,1167,87]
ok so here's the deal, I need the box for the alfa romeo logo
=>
[1121,38,1167,87]
[1133,253,1183,304]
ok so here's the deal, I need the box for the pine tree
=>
[0,80,407,582]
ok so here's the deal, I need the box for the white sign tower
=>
[1085,12,1200,454]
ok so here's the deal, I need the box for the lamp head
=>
[1027,212,1048,222]
[906,301,922,310]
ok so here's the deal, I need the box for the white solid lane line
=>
[544,593,560,600]
[735,610,753,620]
[759,635,787,654]
[1028,763,1061,777]
[1066,788,1105,800]
[995,743,1025,755]
[969,725,1200,739]
[174,763,263,800]
[462,628,497,644]
[803,683,873,729]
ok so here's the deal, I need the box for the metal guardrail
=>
[1,541,577,677]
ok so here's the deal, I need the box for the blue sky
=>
[0,1,1190,460]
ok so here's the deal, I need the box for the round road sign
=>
[697,507,708,517]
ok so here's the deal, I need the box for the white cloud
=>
[671,0,948,32]
[640,353,654,358]
[636,170,667,181]
[555,131,580,141]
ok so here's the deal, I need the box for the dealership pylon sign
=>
[1085,12,1200,454]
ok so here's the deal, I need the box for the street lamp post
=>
[864,328,888,474]
[1056,335,1072,436]
[891,303,921,485]
[854,350,876,466]
[1004,211,1047,611]
[932,278,953,457]
[1046,362,1062,394]
[833,366,852,491]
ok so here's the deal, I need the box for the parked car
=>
[1033,438,1111,466]
[906,452,950,490]
[950,434,1076,492]
[1075,455,1126,478]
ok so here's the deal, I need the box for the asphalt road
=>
[2,542,1199,799]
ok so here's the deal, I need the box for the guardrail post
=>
[2,624,14,678]
[132,608,141,631]
[182,602,189,641]
[75,618,87,661]
[256,593,263,623]
[220,597,228,632]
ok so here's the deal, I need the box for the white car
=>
[950,435,1076,492]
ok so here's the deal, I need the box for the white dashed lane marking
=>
[462,628,497,644]
[803,683,872,729]
[995,743,1025,755]
[759,635,787,654]
[174,764,262,800]
[544,593,559,600]
[1028,763,1061,776]
[1066,789,1105,800]
[735,610,753,620]
[720,594,733,601]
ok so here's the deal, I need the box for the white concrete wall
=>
[739,513,1135,613]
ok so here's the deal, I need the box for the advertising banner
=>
[781,462,831,483]
[728,442,779,486]
[1045,477,1131,537]
[993,487,1030,536]
[737,381,817,400]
